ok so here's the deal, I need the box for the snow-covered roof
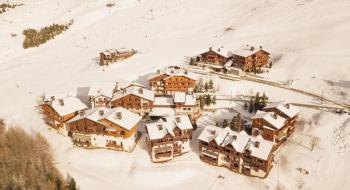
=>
[246,135,274,160]
[115,79,145,91]
[50,96,88,116]
[153,96,174,106]
[111,86,154,102]
[146,115,193,140]
[172,115,193,130]
[67,107,109,123]
[149,107,176,117]
[198,125,225,143]
[263,101,300,119]
[199,47,233,58]
[251,111,286,130]
[174,92,196,106]
[198,126,273,160]
[68,107,141,131]
[233,46,269,57]
[174,92,186,103]
[103,107,141,130]
[88,82,116,98]
[43,91,77,102]
[164,67,197,81]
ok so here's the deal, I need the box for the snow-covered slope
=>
[0,0,350,189]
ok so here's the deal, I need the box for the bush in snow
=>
[22,20,73,49]
[0,3,23,14]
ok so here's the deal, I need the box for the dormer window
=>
[115,112,122,119]
[79,110,85,116]
[59,99,64,106]
[271,113,277,119]
[254,141,260,148]
[99,110,104,116]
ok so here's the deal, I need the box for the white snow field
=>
[1,0,350,189]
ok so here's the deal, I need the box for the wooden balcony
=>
[155,151,172,159]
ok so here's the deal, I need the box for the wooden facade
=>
[198,138,273,178]
[99,49,137,65]
[198,48,228,65]
[149,75,197,95]
[163,75,197,94]
[41,104,78,130]
[146,126,193,162]
[110,94,153,115]
[252,115,295,146]
[232,49,270,72]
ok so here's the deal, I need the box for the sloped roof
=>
[115,79,145,91]
[103,107,141,130]
[172,115,193,130]
[50,96,88,116]
[233,46,270,57]
[246,135,274,160]
[251,111,286,130]
[263,101,300,119]
[68,107,141,131]
[149,107,176,117]
[67,107,108,123]
[199,47,233,58]
[198,125,225,143]
[198,126,273,160]
[146,115,193,140]
[153,96,174,106]
[88,82,116,98]
[164,68,197,81]
[174,92,196,106]
[111,86,154,102]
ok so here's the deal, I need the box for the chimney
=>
[138,88,143,94]
[259,45,263,50]
[157,124,163,130]
[115,112,122,119]
[157,69,160,74]
[79,110,85,116]
[285,103,290,109]
[252,128,259,136]
[250,46,255,51]
[184,70,188,75]
[272,113,277,119]
[254,141,260,148]
[217,48,221,52]
[232,135,237,140]
[123,88,126,94]
[176,117,181,123]
[210,130,216,135]
[209,47,213,51]
[50,96,55,101]
[99,110,104,116]
[59,99,64,106]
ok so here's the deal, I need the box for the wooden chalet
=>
[88,82,116,108]
[198,126,274,178]
[251,110,291,146]
[99,48,137,65]
[67,107,141,152]
[145,115,193,162]
[88,80,145,108]
[110,86,154,116]
[148,66,198,95]
[41,96,88,135]
[263,101,299,126]
[197,47,232,65]
[232,46,270,72]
